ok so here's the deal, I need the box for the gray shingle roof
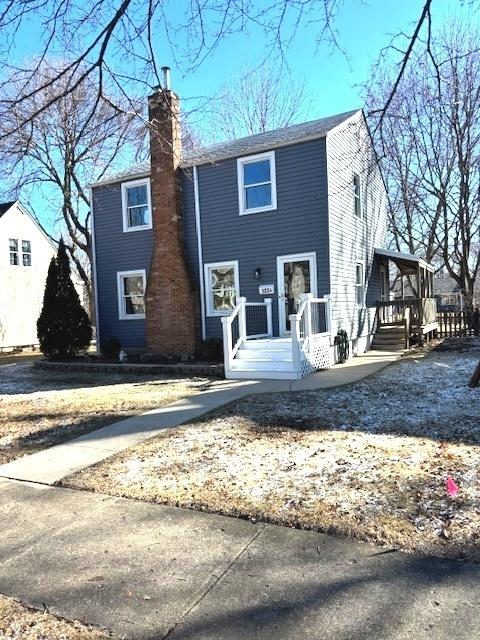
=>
[183,109,360,166]
[0,201,16,217]
[89,109,360,187]
[434,275,480,296]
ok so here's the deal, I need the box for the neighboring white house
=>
[0,201,56,349]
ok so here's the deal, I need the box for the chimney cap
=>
[161,66,171,91]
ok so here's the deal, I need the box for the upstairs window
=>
[9,239,18,265]
[356,262,365,306]
[237,151,277,215]
[353,173,363,219]
[121,179,152,232]
[22,240,32,266]
[117,270,146,319]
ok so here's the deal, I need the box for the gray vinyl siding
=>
[326,113,388,348]
[92,182,153,349]
[184,138,330,338]
[182,169,200,289]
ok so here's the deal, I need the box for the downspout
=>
[193,166,206,341]
[89,186,101,354]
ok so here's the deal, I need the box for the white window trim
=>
[353,173,364,220]
[355,261,365,308]
[204,260,240,317]
[117,269,147,320]
[121,178,152,233]
[21,239,32,267]
[237,151,277,216]
[9,238,19,266]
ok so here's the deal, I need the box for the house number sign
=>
[259,284,275,295]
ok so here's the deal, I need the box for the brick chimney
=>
[145,69,196,357]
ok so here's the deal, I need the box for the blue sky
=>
[167,0,468,118]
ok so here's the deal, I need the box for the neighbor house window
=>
[356,262,365,306]
[121,179,152,232]
[204,261,240,316]
[22,240,31,266]
[353,173,363,219]
[9,239,18,265]
[237,151,277,215]
[117,270,146,319]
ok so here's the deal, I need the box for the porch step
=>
[372,323,406,351]
[237,349,292,361]
[373,335,406,344]
[376,326,405,334]
[227,337,299,380]
[371,344,405,351]
[241,339,291,352]
[225,368,300,380]
[230,359,295,372]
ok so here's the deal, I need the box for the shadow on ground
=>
[0,361,216,396]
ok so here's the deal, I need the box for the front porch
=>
[222,294,333,380]
[373,249,438,350]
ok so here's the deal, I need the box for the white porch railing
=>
[221,297,273,370]
[290,294,332,375]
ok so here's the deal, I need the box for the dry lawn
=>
[65,339,480,560]
[0,594,111,639]
[0,362,212,464]
[0,350,42,366]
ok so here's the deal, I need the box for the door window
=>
[283,260,311,331]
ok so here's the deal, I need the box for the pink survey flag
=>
[446,476,459,498]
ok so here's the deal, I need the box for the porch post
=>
[324,294,332,334]
[300,292,313,338]
[221,316,233,371]
[239,296,247,341]
[290,314,301,372]
[264,298,273,337]
[417,265,423,327]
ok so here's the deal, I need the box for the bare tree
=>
[0,1,445,136]
[201,65,313,142]
[0,63,146,310]
[367,20,480,306]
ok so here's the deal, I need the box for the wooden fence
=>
[437,311,479,337]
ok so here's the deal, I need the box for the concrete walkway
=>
[0,350,402,485]
[1,477,479,640]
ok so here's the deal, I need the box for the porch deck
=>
[374,298,438,349]
[222,295,333,380]
[374,248,438,349]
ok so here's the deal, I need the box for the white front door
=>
[277,252,318,335]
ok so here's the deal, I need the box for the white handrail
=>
[221,297,246,370]
[290,294,332,372]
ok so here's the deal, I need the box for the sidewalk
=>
[1,477,479,640]
[0,350,402,485]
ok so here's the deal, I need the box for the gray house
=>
[90,72,436,379]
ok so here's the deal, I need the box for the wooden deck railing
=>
[376,298,437,331]
[376,299,420,325]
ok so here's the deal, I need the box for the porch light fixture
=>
[254,267,262,280]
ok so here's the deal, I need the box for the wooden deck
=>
[375,298,438,347]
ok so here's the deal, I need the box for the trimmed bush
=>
[102,337,122,360]
[196,337,223,362]
[37,239,92,359]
